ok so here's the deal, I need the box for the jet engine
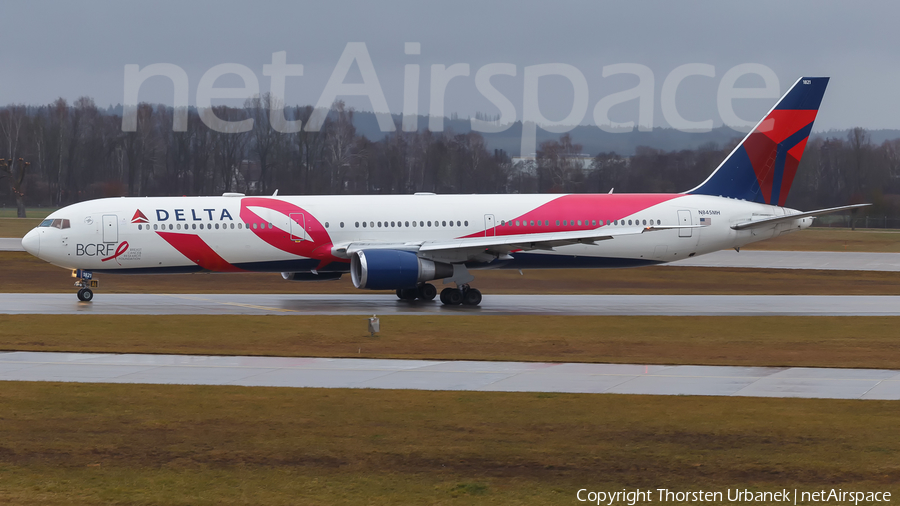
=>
[350,249,453,290]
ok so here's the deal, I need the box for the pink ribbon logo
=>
[101,241,129,264]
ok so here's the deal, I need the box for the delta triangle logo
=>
[131,209,149,223]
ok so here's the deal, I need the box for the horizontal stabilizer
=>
[731,203,871,230]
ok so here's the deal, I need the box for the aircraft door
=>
[102,215,118,243]
[677,210,692,238]
[483,214,496,236]
[290,213,307,242]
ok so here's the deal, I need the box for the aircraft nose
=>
[21,228,40,257]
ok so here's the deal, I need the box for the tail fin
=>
[688,76,829,205]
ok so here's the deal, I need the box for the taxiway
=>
[1,351,897,400]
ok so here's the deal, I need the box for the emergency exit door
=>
[102,215,118,243]
[290,213,307,241]
[677,210,692,238]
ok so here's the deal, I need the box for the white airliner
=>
[21,77,866,304]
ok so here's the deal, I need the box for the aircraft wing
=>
[333,224,703,260]
[418,224,701,254]
[731,204,871,231]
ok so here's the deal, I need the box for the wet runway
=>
[2,292,899,316]
[670,250,900,271]
[1,351,897,400]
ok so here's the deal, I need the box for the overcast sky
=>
[2,0,898,132]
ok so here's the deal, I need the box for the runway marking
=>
[163,294,298,313]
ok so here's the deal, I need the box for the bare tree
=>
[0,105,29,216]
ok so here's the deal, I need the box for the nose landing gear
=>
[73,269,97,302]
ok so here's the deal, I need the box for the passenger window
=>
[515,221,520,226]
[340,222,345,228]
[442,221,446,226]
[412,221,417,227]
[405,221,409,227]
[153,224,158,230]
[230,223,235,229]
[363,222,367,228]
[378,221,382,227]
[464,221,468,226]
[238,223,243,229]
[420,221,424,227]
[449,221,454,227]
[556,220,560,226]
[577,220,582,226]
[355,222,360,228]
[325,222,330,228]
[138,224,142,230]
[252,223,257,229]
[427,221,432,227]
[642,220,647,225]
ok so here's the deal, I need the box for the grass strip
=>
[0,383,897,505]
[3,314,900,369]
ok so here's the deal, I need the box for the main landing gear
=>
[73,269,97,302]
[439,284,482,306]
[396,283,438,301]
[395,283,482,306]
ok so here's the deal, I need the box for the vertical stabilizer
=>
[688,77,828,205]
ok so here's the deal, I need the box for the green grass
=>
[0,383,897,505]
[0,207,57,218]
[3,315,900,369]
[0,217,42,238]
[744,227,900,252]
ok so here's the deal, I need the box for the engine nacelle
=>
[350,249,453,290]
[281,272,343,282]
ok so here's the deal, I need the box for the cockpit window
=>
[40,219,71,229]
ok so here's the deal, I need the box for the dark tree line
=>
[2,97,899,218]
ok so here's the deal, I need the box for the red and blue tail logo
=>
[689,77,828,206]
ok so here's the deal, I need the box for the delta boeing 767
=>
[21,76,866,304]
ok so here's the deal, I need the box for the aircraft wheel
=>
[462,288,482,306]
[400,288,419,300]
[418,283,437,301]
[396,289,404,300]
[77,288,93,302]
[440,287,462,305]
